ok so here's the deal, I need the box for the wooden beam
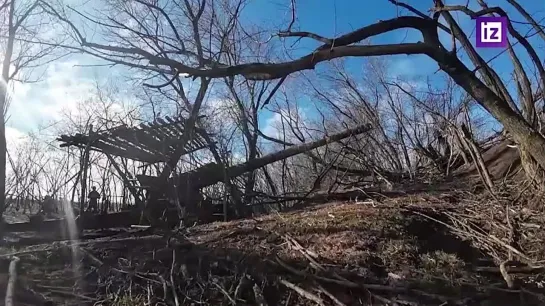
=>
[58,117,211,163]
[108,130,160,151]
[79,136,92,224]
[94,139,163,163]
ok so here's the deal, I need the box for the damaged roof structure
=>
[57,116,210,163]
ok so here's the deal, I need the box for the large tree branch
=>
[46,6,545,171]
[435,3,545,124]
[278,31,333,44]
[506,0,545,42]
[433,1,519,114]
[387,0,451,33]
[82,40,430,80]
[49,13,441,80]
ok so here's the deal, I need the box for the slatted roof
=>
[57,116,210,163]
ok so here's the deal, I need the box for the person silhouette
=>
[88,186,101,213]
[42,194,55,218]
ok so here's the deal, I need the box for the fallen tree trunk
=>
[224,124,372,183]
[139,124,374,190]
[1,211,161,233]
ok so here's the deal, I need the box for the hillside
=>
[0,185,544,306]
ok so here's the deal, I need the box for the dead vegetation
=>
[0,183,544,306]
[0,0,544,305]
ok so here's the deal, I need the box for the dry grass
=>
[0,187,544,305]
[97,294,148,306]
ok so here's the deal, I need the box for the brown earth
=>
[0,186,544,306]
[454,138,522,180]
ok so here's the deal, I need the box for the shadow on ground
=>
[0,195,543,305]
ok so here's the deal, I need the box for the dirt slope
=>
[0,190,543,306]
[454,138,521,180]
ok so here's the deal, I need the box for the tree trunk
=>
[0,0,15,220]
[0,101,5,218]
[519,148,544,184]
[430,49,545,180]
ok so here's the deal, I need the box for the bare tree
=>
[218,28,285,208]
[44,0,545,182]
[0,0,64,216]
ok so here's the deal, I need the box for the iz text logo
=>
[476,16,507,48]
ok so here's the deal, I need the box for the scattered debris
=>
[0,187,544,305]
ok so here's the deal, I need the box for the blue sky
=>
[240,0,545,137]
[5,0,545,146]
[243,0,544,72]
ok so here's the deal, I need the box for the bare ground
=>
[0,188,544,305]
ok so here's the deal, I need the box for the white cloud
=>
[263,112,283,137]
[392,59,416,78]
[7,60,97,133]
[262,108,310,144]
[5,126,26,148]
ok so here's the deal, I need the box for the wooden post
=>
[70,157,82,217]
[79,125,93,230]
[79,149,90,215]
[122,186,126,210]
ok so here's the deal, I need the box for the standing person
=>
[42,194,54,218]
[88,187,101,213]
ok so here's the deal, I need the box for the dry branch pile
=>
[435,185,545,288]
[0,187,544,305]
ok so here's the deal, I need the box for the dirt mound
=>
[454,139,521,180]
[0,190,544,305]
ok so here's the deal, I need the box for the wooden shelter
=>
[57,116,209,164]
[57,115,212,216]
[58,118,374,223]
[1,122,373,234]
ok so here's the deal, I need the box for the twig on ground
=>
[170,249,180,306]
[283,234,325,272]
[279,278,325,306]
[79,247,103,266]
[47,289,97,302]
[273,256,407,292]
[5,256,20,306]
[212,279,237,305]
[500,261,515,288]
[474,265,545,273]
[317,284,346,306]
[234,274,248,300]
[157,275,168,300]
[413,209,536,265]
[489,235,534,265]
[0,235,167,259]
[368,292,396,305]
[253,283,269,306]
[79,247,163,285]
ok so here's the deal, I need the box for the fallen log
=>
[1,200,228,234]
[2,211,148,233]
[138,124,373,190]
